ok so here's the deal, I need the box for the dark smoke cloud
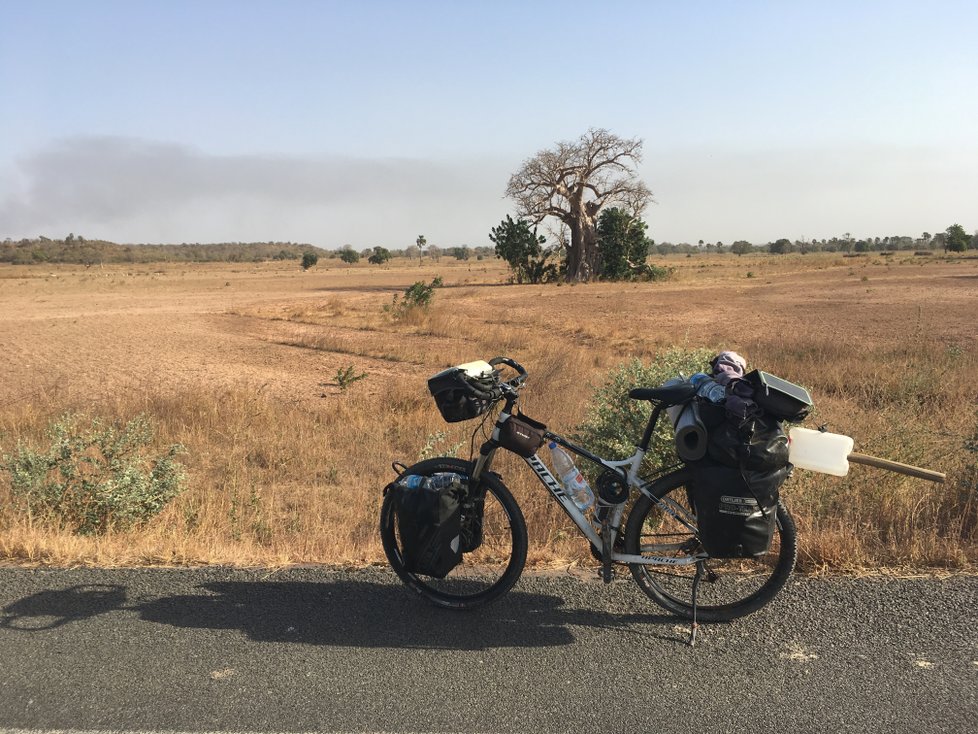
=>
[0,136,511,246]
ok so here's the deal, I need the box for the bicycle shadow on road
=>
[1,578,682,649]
[0,583,127,631]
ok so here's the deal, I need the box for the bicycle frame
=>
[470,402,705,568]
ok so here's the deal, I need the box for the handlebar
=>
[461,356,527,401]
[489,356,528,392]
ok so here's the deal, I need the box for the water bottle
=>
[548,442,595,512]
[399,474,428,490]
[696,378,727,404]
[429,473,463,492]
[400,473,463,492]
[689,372,711,387]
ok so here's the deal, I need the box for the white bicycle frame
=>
[473,411,706,567]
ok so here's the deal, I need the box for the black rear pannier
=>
[689,414,791,558]
[393,474,465,578]
[688,463,787,558]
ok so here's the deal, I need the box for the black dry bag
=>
[689,414,791,558]
[394,474,464,578]
[688,463,785,558]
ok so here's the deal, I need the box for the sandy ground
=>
[2,254,976,412]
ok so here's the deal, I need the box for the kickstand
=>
[688,561,704,647]
[600,515,613,584]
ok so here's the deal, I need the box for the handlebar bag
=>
[428,368,494,422]
[394,477,464,578]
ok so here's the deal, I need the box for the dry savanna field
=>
[1,252,976,571]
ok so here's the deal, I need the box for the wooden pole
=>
[848,453,946,483]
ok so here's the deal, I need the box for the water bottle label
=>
[401,475,425,490]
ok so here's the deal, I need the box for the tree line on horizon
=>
[2,223,974,268]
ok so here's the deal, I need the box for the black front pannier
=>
[689,414,791,558]
[393,474,465,578]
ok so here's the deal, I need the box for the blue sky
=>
[1,0,976,247]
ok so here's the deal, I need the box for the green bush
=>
[2,414,186,535]
[489,215,558,284]
[335,365,367,391]
[573,347,714,477]
[384,277,442,319]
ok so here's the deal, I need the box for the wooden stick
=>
[848,453,946,483]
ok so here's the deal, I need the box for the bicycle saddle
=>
[628,382,697,405]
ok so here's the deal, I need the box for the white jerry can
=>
[788,427,855,477]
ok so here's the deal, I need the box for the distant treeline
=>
[659,228,977,255]
[0,235,497,266]
[3,226,975,266]
[0,236,330,265]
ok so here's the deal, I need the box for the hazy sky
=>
[2,0,976,248]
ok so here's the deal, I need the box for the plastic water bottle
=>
[400,473,463,492]
[429,473,463,492]
[689,372,711,386]
[696,378,727,404]
[548,442,595,511]
[399,474,428,490]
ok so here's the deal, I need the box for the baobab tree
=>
[505,128,653,282]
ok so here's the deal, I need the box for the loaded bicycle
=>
[380,357,798,635]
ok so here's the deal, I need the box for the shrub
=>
[335,365,367,391]
[301,252,319,270]
[384,277,442,319]
[573,348,715,477]
[367,246,392,265]
[2,414,185,535]
[489,215,558,284]
[596,207,652,281]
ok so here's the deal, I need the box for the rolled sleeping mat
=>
[673,401,708,462]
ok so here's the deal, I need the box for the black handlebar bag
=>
[394,478,464,578]
[428,368,495,422]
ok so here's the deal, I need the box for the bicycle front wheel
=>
[624,469,797,622]
[380,457,528,610]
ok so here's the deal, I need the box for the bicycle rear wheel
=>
[624,469,797,622]
[380,457,528,610]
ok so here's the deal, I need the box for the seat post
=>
[638,403,663,452]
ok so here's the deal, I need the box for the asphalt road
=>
[0,566,974,734]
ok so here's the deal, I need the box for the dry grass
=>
[0,253,975,570]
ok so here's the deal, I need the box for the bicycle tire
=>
[624,468,797,622]
[380,457,528,610]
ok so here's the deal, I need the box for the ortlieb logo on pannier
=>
[393,473,466,578]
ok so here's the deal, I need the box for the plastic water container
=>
[548,442,595,511]
[788,427,855,477]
